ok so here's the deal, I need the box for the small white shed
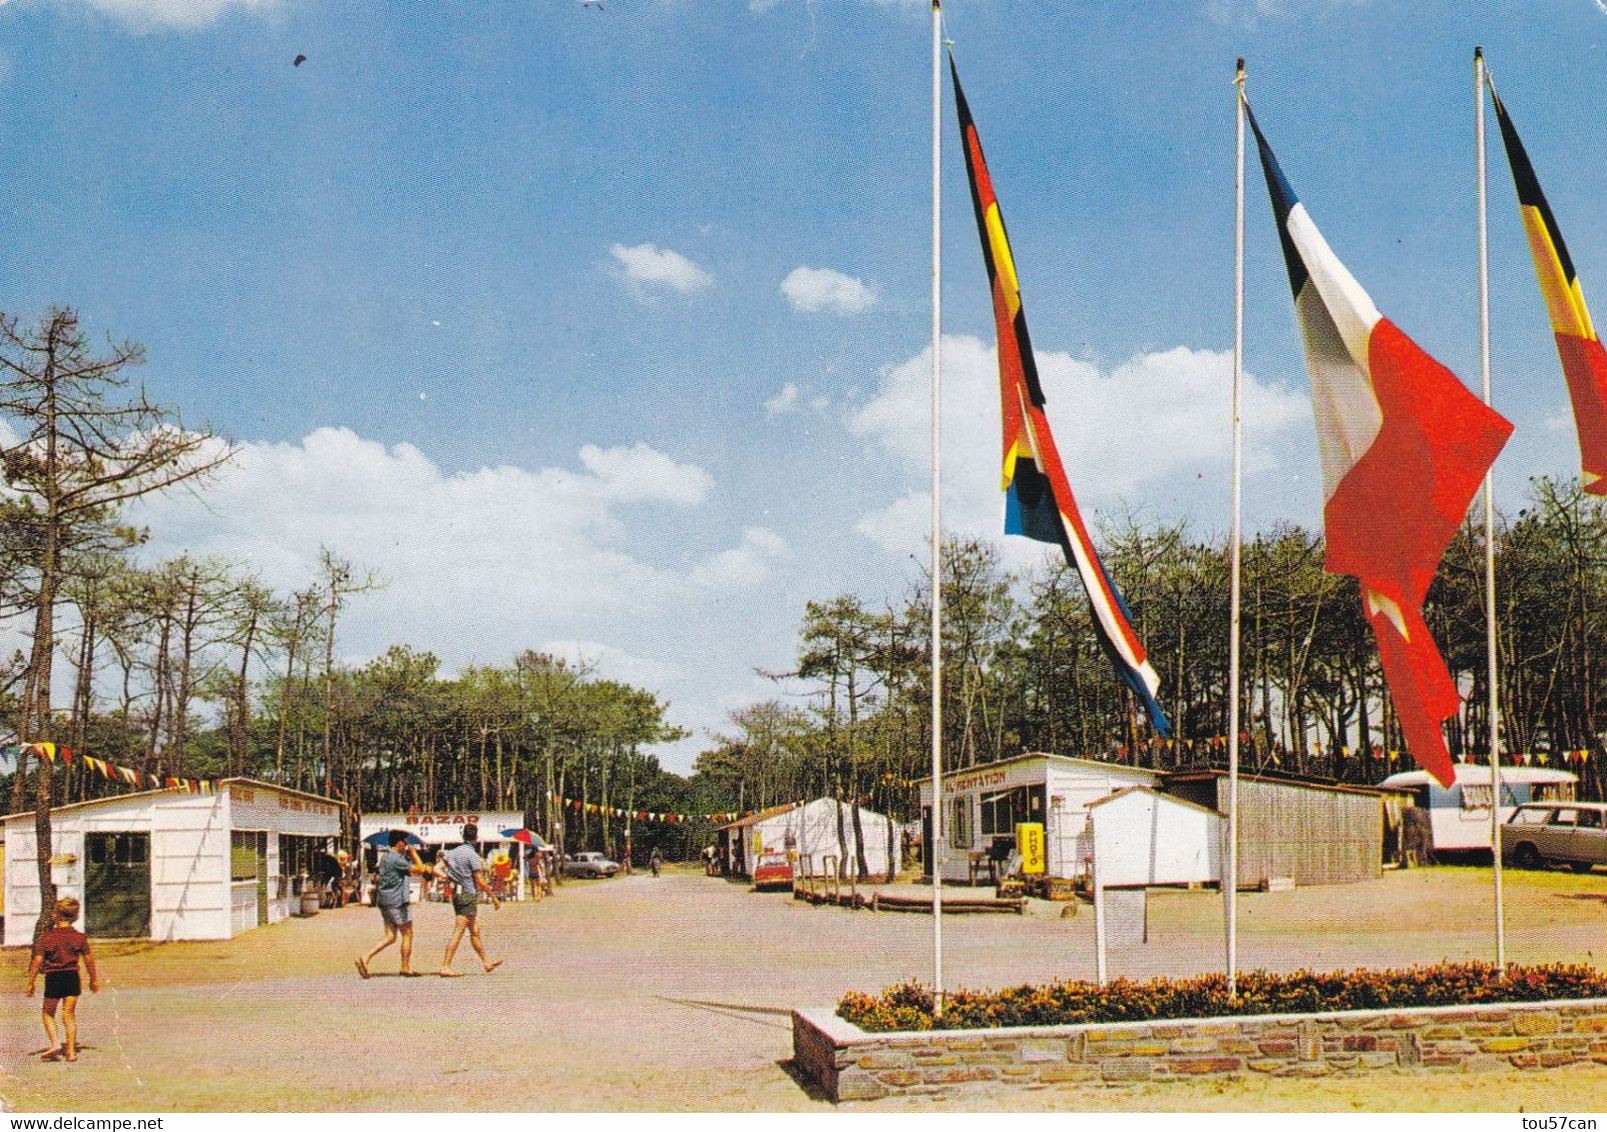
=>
[3,779,341,946]
[718,797,895,880]
[1086,786,1221,887]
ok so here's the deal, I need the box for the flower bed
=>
[838,963,1607,1032]
[796,985,1607,1102]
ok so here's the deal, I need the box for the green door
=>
[84,832,151,938]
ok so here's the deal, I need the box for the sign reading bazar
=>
[359,811,525,847]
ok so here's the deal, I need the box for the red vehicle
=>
[751,852,794,892]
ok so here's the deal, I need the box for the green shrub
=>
[837,963,1607,1033]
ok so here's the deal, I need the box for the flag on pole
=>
[950,54,1170,737]
[1246,103,1513,787]
[1488,84,1607,495]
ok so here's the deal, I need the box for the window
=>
[949,797,972,850]
[1579,809,1604,830]
[1509,807,1552,826]
[980,788,1031,838]
[1549,808,1580,828]
[1460,786,1492,810]
[230,830,264,882]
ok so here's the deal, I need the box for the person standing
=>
[649,846,662,877]
[357,831,430,978]
[27,896,98,1062]
[438,824,504,977]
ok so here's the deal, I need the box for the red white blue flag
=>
[1247,101,1513,787]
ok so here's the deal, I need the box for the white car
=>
[563,851,621,879]
[1501,801,1607,873]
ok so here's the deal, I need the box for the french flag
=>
[1247,102,1513,788]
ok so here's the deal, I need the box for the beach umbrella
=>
[500,828,550,849]
[362,830,424,849]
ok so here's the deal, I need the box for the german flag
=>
[950,54,1169,737]
[1490,74,1607,495]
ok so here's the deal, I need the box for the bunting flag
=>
[1489,79,1607,495]
[5,744,216,795]
[950,54,1170,737]
[1246,100,1513,788]
[544,791,761,824]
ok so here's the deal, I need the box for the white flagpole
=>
[1475,46,1506,970]
[1227,58,1246,998]
[930,0,946,1017]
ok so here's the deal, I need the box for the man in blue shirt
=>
[356,831,430,978]
[438,824,503,977]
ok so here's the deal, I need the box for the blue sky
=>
[3,0,1606,771]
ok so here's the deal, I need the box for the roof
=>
[919,752,1163,791]
[2,777,341,823]
[220,778,344,808]
[1164,767,1399,798]
[716,801,801,832]
[1087,785,1223,819]
[1379,763,1577,789]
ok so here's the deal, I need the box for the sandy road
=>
[4,866,1607,1111]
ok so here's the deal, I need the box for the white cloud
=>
[689,526,790,589]
[577,441,712,504]
[539,640,685,689]
[122,427,758,660]
[848,334,1312,555]
[62,0,281,31]
[609,242,712,295]
[765,382,800,418]
[781,266,878,315]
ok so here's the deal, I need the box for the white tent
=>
[720,797,897,880]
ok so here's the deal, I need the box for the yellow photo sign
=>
[1016,823,1045,875]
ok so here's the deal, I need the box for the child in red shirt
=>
[26,896,98,1062]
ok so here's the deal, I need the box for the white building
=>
[3,779,341,946]
[1086,786,1221,887]
[918,754,1162,883]
[716,797,896,880]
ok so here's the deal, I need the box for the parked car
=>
[751,852,794,891]
[1500,801,1607,873]
[563,851,621,879]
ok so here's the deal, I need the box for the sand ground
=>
[3,864,1607,1112]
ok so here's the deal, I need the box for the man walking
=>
[357,831,430,978]
[438,824,504,977]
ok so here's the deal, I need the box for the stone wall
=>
[792,998,1607,1102]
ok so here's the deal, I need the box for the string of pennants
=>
[876,739,1596,788]
[3,742,217,793]
[547,791,802,825]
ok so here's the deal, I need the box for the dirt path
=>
[3,866,1607,1111]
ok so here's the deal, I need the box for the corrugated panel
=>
[1219,778,1382,886]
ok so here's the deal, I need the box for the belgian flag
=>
[1489,70,1607,495]
[950,54,1169,738]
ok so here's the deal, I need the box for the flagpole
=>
[929,0,946,1017]
[1475,46,1506,970]
[1227,58,1246,998]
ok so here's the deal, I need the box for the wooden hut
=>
[1163,769,1390,887]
